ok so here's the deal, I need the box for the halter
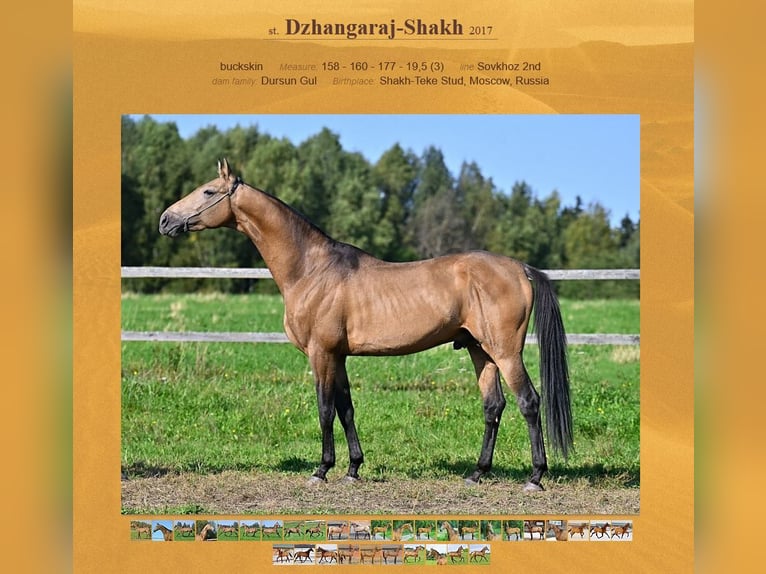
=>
[182,177,242,233]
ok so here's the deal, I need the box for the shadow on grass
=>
[122,462,176,479]
[276,457,316,473]
[433,460,640,487]
[124,458,638,488]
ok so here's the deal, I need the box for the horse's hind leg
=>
[465,346,506,485]
[497,354,548,491]
[334,357,364,481]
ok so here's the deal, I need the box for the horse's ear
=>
[218,158,232,180]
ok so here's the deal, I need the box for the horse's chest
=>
[282,297,345,353]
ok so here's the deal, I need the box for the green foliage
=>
[121,116,639,298]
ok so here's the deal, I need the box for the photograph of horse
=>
[174,521,195,540]
[483,520,502,541]
[425,545,448,565]
[130,521,151,540]
[261,520,283,540]
[316,545,339,564]
[610,521,632,540]
[152,521,173,542]
[546,520,568,541]
[157,158,573,493]
[415,520,436,540]
[371,520,391,540]
[440,520,461,542]
[217,520,239,540]
[402,545,426,563]
[240,521,260,540]
[503,520,523,541]
[567,521,589,540]
[469,545,491,562]
[524,520,545,540]
[589,521,611,540]
[195,521,216,541]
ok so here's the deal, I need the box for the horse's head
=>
[159,158,241,237]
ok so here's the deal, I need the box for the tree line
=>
[122,115,639,298]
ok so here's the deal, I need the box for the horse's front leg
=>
[308,351,337,484]
[334,357,364,481]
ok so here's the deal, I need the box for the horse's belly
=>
[346,303,461,356]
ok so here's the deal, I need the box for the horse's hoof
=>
[341,475,361,485]
[522,481,545,492]
[464,477,480,487]
[306,475,327,487]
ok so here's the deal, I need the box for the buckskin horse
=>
[159,159,573,491]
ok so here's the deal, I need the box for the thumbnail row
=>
[130,518,632,543]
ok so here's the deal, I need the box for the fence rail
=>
[122,266,640,281]
[121,266,640,345]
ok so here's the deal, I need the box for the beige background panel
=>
[74,1,692,571]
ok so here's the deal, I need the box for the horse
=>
[159,159,573,491]
[611,523,631,539]
[568,523,587,539]
[403,545,425,563]
[284,522,303,538]
[261,523,282,538]
[441,522,460,542]
[336,546,354,564]
[549,522,568,541]
[590,523,610,539]
[392,522,413,541]
[327,523,347,540]
[132,522,151,539]
[293,547,313,563]
[153,523,173,541]
[525,521,544,540]
[469,546,490,562]
[350,522,371,539]
[176,522,195,538]
[484,522,500,541]
[273,547,293,563]
[358,546,382,564]
[242,523,260,538]
[218,523,238,538]
[196,523,215,541]
[459,524,478,540]
[417,526,433,540]
[447,546,465,563]
[382,547,402,564]
[427,548,448,565]
[304,524,324,538]
[316,547,338,563]
[372,524,390,539]
[504,525,521,540]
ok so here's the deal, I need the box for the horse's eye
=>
[203,189,215,197]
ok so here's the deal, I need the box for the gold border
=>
[74,2,693,571]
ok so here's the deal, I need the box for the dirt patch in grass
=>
[121,470,639,516]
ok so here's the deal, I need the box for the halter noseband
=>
[182,177,242,233]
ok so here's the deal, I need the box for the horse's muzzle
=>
[158,210,184,237]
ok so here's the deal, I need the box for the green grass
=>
[121,294,639,484]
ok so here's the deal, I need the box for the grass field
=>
[121,293,639,514]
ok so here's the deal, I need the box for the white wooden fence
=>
[121,267,640,345]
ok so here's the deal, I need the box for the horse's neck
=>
[232,184,327,290]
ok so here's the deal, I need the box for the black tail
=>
[525,265,573,459]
